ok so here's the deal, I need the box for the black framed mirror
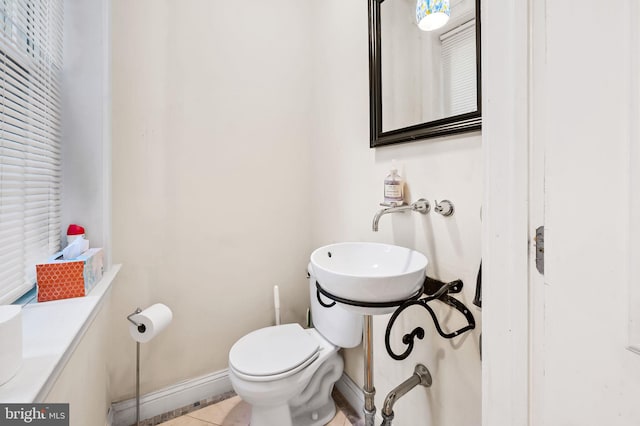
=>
[369,0,481,147]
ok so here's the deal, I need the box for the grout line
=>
[140,391,237,425]
[158,391,356,426]
[184,415,218,425]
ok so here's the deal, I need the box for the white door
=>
[483,1,640,425]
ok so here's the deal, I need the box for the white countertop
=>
[0,264,121,402]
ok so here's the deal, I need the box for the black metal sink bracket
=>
[315,280,424,309]
[384,276,476,361]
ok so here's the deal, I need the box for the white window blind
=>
[0,0,63,304]
[441,19,477,117]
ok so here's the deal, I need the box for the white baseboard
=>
[111,369,232,426]
[335,373,364,416]
[110,369,362,426]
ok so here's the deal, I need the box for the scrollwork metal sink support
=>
[314,275,474,425]
[385,276,476,361]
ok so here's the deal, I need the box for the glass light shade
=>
[416,0,451,31]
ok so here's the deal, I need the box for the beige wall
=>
[110,0,314,401]
[310,1,481,425]
[110,0,481,424]
[44,296,112,426]
[45,1,112,424]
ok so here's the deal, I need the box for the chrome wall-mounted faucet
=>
[372,198,430,232]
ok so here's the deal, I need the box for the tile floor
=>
[158,392,361,426]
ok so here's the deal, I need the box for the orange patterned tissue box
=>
[36,248,104,302]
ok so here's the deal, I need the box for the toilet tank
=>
[308,264,362,348]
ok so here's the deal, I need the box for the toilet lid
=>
[229,323,319,378]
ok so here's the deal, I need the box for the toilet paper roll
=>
[129,303,173,343]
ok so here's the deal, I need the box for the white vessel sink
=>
[310,242,428,314]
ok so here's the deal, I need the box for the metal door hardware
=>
[535,226,544,275]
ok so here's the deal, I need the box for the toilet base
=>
[250,404,293,426]
[289,351,343,426]
[292,394,336,426]
[249,394,337,426]
[248,397,336,426]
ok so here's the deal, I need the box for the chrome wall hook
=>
[434,200,455,216]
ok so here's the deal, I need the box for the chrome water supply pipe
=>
[364,315,376,425]
[380,364,433,425]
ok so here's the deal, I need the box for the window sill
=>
[0,264,121,403]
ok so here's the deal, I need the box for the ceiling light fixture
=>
[416,0,451,31]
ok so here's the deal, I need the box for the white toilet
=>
[228,266,362,426]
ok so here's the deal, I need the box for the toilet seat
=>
[229,323,320,382]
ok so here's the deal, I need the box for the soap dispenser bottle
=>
[384,161,404,205]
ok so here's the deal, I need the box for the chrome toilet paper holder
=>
[126,307,143,426]
[127,307,146,333]
[126,304,173,425]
